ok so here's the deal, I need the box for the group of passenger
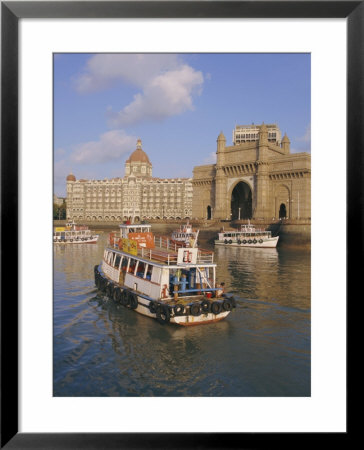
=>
[168,267,225,298]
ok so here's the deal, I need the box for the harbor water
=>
[53,224,310,397]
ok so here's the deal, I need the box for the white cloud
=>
[70,130,136,164]
[73,54,181,93]
[107,64,204,126]
[73,54,204,126]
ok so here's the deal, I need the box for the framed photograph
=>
[2,1,359,448]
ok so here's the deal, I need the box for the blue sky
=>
[54,53,310,197]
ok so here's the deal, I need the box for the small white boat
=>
[215,221,279,248]
[94,222,236,326]
[53,220,99,244]
[170,221,199,247]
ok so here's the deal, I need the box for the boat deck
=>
[110,234,214,265]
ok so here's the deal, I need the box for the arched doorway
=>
[279,203,287,219]
[231,182,252,220]
[207,205,212,220]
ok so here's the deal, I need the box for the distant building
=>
[53,194,65,206]
[66,139,193,221]
[233,123,282,145]
[193,123,311,220]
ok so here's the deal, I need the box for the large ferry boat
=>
[53,220,99,244]
[170,221,199,247]
[94,223,236,326]
[215,221,279,248]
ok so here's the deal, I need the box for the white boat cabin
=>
[102,244,216,301]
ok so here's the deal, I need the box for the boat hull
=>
[94,266,234,326]
[53,236,99,244]
[215,236,279,248]
[132,296,230,325]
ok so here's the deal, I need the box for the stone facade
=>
[66,139,193,221]
[192,123,311,220]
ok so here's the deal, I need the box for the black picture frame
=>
[1,1,359,448]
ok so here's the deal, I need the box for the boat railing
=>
[196,249,214,264]
[154,235,185,252]
[109,236,214,265]
[139,247,178,265]
[138,246,214,265]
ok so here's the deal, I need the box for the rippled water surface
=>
[54,225,310,397]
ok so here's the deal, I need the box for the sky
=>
[54,53,311,197]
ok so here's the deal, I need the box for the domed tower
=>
[66,172,76,182]
[125,139,152,178]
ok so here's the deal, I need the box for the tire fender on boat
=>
[190,303,201,316]
[211,301,222,315]
[222,299,233,311]
[156,304,170,324]
[200,299,211,313]
[120,289,128,306]
[174,304,185,316]
[128,292,138,310]
[149,300,157,314]
[237,239,241,245]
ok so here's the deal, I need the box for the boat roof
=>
[119,223,151,230]
[105,245,215,269]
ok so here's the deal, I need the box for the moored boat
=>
[215,221,279,248]
[54,220,99,244]
[94,223,236,326]
[170,221,199,247]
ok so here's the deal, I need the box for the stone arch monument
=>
[192,123,311,220]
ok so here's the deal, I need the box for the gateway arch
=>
[192,123,311,221]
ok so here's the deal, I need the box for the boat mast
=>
[193,230,199,248]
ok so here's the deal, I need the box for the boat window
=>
[136,262,145,278]
[121,257,128,271]
[145,265,152,280]
[114,255,121,269]
[128,258,136,273]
